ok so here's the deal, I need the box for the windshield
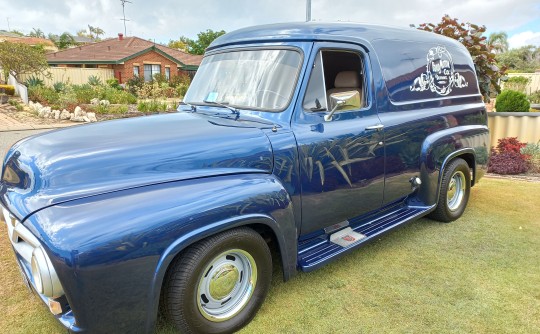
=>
[184,49,302,112]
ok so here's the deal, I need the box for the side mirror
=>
[324,91,361,122]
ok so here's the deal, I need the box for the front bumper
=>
[1,205,83,332]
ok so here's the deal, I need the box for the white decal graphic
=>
[410,46,468,96]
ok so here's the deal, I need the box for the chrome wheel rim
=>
[197,249,257,322]
[447,171,466,211]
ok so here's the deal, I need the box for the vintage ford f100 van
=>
[1,22,489,333]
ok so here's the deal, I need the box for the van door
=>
[293,42,385,237]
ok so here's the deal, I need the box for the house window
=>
[165,67,170,80]
[133,66,140,77]
[144,64,161,82]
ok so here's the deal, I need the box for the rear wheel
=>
[164,227,272,334]
[429,158,471,222]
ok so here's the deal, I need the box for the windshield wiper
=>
[203,100,240,116]
[178,101,196,112]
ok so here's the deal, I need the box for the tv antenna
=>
[120,0,132,36]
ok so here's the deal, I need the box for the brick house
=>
[46,34,203,83]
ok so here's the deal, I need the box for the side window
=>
[303,49,366,112]
[303,51,328,111]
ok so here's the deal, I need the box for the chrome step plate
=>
[330,227,366,247]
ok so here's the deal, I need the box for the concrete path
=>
[0,113,74,132]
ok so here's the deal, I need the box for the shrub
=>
[28,85,59,105]
[495,90,530,112]
[488,137,529,175]
[24,76,44,87]
[488,150,529,175]
[169,73,191,88]
[106,78,121,90]
[72,84,96,104]
[529,91,540,104]
[0,84,15,95]
[503,76,529,94]
[126,76,144,95]
[53,82,67,93]
[87,75,102,86]
[521,141,540,173]
[137,100,168,112]
[8,99,23,111]
[496,137,527,154]
[153,73,168,85]
[92,104,128,115]
[176,84,189,98]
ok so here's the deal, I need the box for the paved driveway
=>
[0,129,50,162]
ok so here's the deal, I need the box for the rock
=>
[60,109,71,120]
[83,116,90,122]
[74,106,86,117]
[99,100,110,107]
[30,102,42,113]
[39,106,51,118]
[87,112,97,122]
[53,110,61,120]
[70,112,86,122]
[90,98,100,105]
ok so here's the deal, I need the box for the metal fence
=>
[19,67,115,86]
[488,112,540,147]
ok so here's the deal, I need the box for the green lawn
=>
[1,178,539,333]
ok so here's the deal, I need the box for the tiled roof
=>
[0,36,55,47]
[46,36,202,67]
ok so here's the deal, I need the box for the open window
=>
[303,50,366,113]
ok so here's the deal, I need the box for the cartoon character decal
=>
[410,46,468,96]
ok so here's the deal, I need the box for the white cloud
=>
[508,31,540,49]
[0,0,539,44]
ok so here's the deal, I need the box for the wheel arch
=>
[418,125,488,206]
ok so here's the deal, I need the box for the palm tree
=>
[488,32,509,54]
[28,28,45,39]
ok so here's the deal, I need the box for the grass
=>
[1,178,539,333]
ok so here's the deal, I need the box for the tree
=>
[171,29,226,55]
[496,45,540,73]
[413,15,506,99]
[189,29,226,55]
[168,37,190,52]
[0,42,49,83]
[28,28,46,39]
[88,25,105,41]
[49,32,76,49]
[487,32,509,54]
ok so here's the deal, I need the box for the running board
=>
[297,206,432,272]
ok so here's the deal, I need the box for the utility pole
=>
[120,0,132,36]
[306,0,311,22]
[6,17,10,31]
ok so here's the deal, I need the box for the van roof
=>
[208,22,462,51]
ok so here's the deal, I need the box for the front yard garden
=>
[21,74,191,123]
[1,177,538,333]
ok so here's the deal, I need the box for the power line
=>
[120,0,132,36]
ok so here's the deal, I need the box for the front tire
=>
[429,158,471,222]
[164,227,272,334]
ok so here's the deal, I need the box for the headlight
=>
[31,247,64,298]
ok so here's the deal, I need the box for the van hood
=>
[0,112,273,221]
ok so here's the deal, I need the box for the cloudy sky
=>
[1,0,539,49]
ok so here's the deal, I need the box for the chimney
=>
[118,33,124,41]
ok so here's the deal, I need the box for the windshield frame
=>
[186,46,304,113]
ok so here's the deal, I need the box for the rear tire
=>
[429,158,471,222]
[164,227,272,334]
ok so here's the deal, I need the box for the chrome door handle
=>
[365,124,384,131]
